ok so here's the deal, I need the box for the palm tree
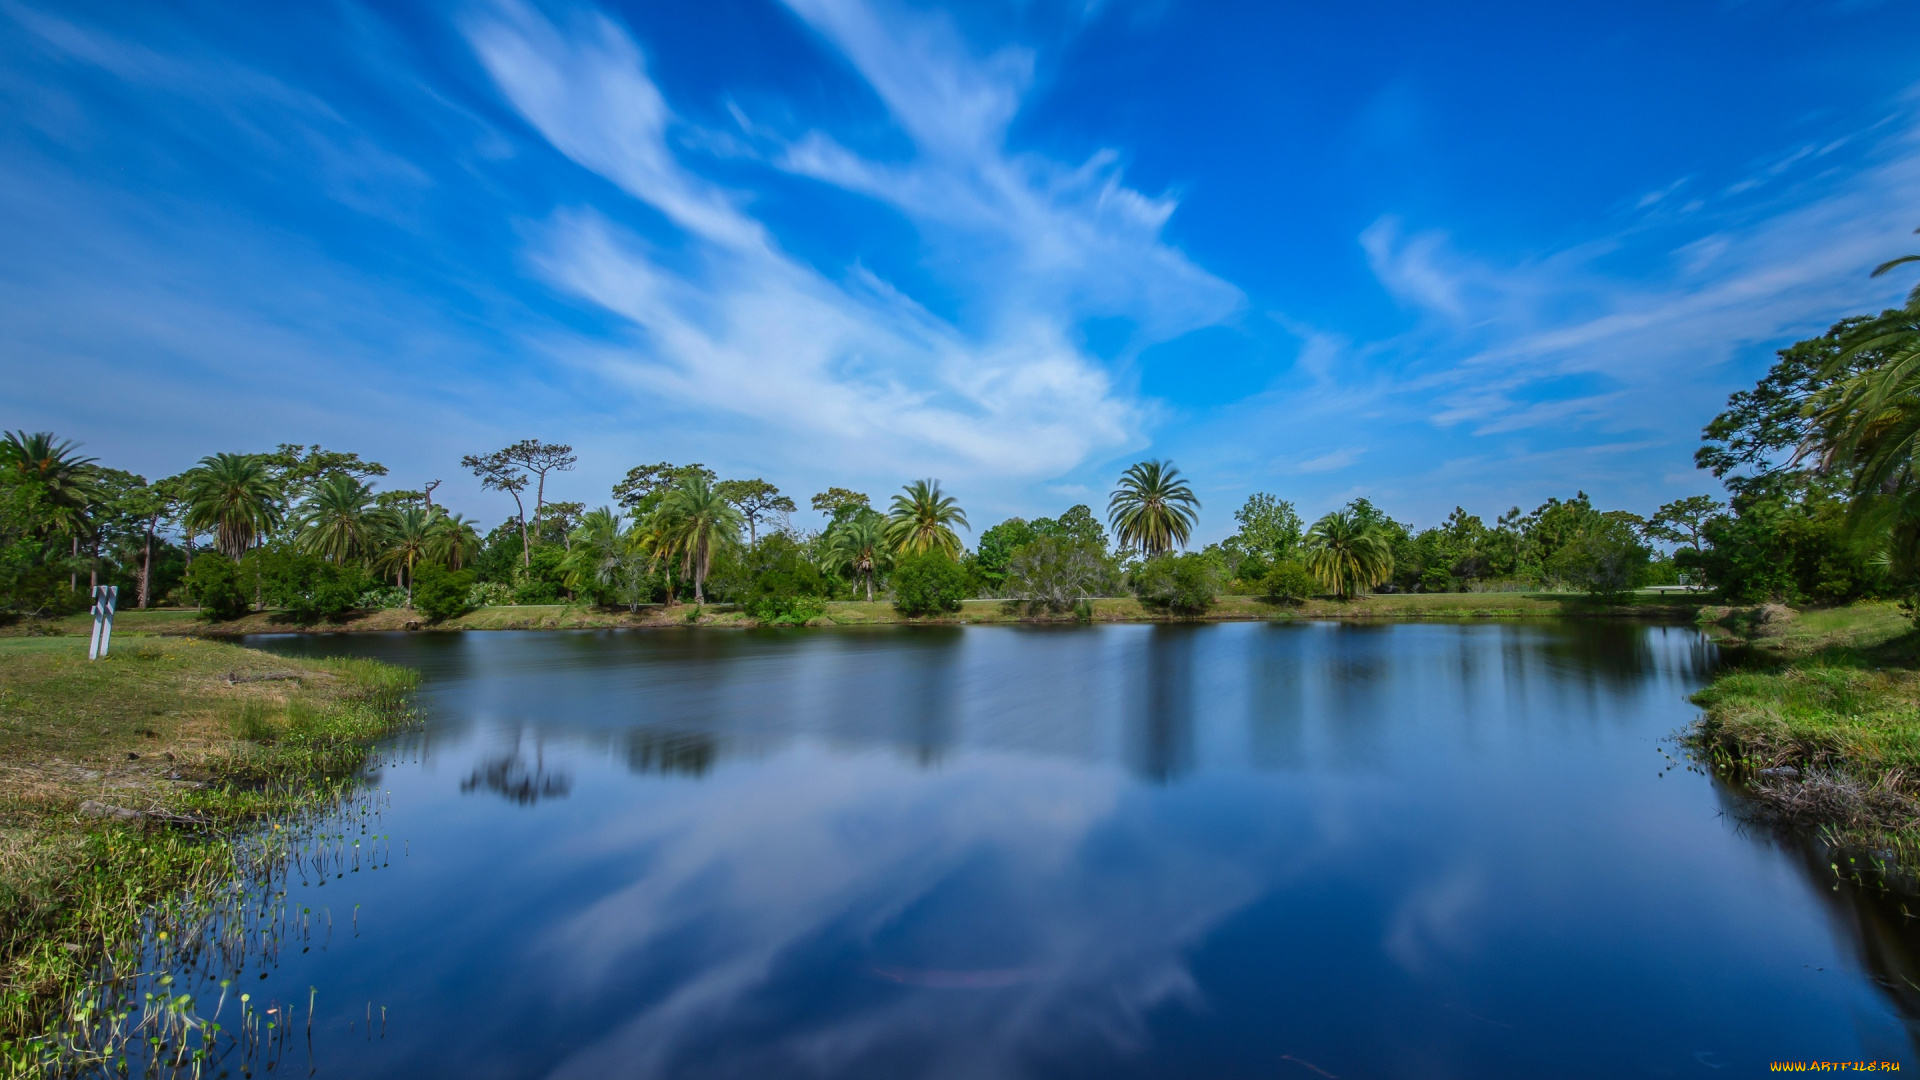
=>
[430,512,484,571]
[562,508,654,611]
[655,475,742,604]
[296,474,387,563]
[1805,234,1920,528]
[882,479,968,557]
[1107,460,1199,556]
[0,431,99,537]
[181,453,284,559]
[1304,509,1394,600]
[823,509,890,601]
[377,506,442,606]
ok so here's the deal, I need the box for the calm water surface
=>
[244,621,1920,1078]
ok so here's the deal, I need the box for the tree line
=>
[3,231,1914,623]
[0,432,1698,625]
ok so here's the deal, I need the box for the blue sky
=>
[5,0,1920,541]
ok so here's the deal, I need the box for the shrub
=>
[1262,560,1317,604]
[1004,537,1114,615]
[1132,553,1221,616]
[891,552,969,617]
[731,534,832,624]
[248,551,364,624]
[413,567,476,623]
[184,553,248,621]
[356,585,408,610]
[466,581,515,608]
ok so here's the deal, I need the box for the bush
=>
[185,553,248,621]
[1005,537,1114,615]
[1133,553,1221,616]
[730,534,832,624]
[891,552,969,617]
[1262,560,1317,604]
[413,567,476,622]
[467,581,515,608]
[247,550,364,624]
[356,585,408,610]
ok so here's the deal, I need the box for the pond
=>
[243,620,1920,1078]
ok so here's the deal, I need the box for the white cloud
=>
[463,0,1239,483]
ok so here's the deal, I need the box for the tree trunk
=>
[139,511,156,608]
[70,535,78,592]
[512,488,531,567]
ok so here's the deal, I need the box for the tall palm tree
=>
[882,479,968,558]
[0,430,99,538]
[655,475,742,604]
[182,453,284,559]
[1107,460,1199,556]
[823,508,890,601]
[378,506,439,606]
[296,474,387,563]
[1304,509,1394,600]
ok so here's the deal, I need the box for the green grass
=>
[0,636,416,1073]
[1689,602,1920,861]
[2,588,1702,639]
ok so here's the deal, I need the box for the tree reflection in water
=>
[461,745,572,805]
[625,729,717,777]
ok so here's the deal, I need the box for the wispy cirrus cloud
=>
[463,0,1238,482]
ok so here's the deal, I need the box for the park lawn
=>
[5,588,1702,638]
[0,635,415,1064]
[1690,602,1920,858]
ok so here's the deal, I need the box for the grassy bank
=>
[3,589,1702,638]
[1689,602,1920,864]
[0,636,416,1072]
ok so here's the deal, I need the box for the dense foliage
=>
[891,552,969,617]
[17,244,1920,627]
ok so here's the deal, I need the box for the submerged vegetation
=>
[0,636,415,1073]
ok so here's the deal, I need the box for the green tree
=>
[181,453,284,559]
[655,474,743,604]
[810,487,871,525]
[413,566,476,622]
[377,506,440,606]
[1262,560,1317,604]
[1108,460,1199,556]
[430,512,484,571]
[1547,514,1653,597]
[614,463,716,517]
[972,518,1039,592]
[891,551,968,617]
[822,509,890,601]
[1231,493,1302,559]
[184,552,248,621]
[1645,496,1725,554]
[1004,537,1114,615]
[296,473,388,563]
[0,431,98,540]
[883,479,969,558]
[1130,552,1220,616]
[715,479,796,544]
[1305,509,1394,600]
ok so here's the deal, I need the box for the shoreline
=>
[0,637,417,1071]
[4,591,1706,637]
[1686,603,1920,872]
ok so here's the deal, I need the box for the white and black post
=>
[88,585,118,660]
